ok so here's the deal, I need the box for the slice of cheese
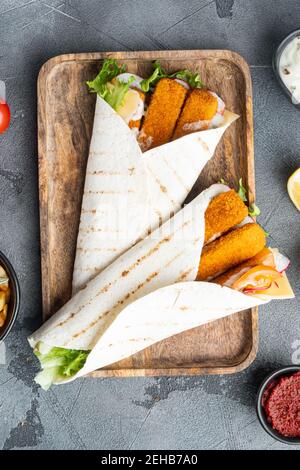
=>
[117,89,144,124]
[255,273,294,300]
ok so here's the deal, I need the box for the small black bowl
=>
[273,29,300,107]
[256,366,300,445]
[0,251,20,342]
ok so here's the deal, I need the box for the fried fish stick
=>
[173,89,218,139]
[204,190,249,244]
[196,223,266,281]
[138,78,188,151]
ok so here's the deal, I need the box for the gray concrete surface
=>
[0,0,300,450]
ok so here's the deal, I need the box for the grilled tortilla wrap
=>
[72,96,238,293]
[29,184,293,388]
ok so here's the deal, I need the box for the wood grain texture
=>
[38,50,256,377]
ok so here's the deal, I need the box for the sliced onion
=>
[272,250,290,273]
[243,282,273,293]
[236,215,255,228]
[209,114,225,128]
[209,91,225,115]
[117,73,144,90]
[174,78,190,90]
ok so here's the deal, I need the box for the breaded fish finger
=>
[204,190,249,244]
[138,78,188,151]
[173,89,218,139]
[196,223,266,281]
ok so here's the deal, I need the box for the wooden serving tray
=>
[38,50,256,377]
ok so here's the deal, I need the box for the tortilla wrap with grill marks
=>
[72,96,238,294]
[29,184,293,386]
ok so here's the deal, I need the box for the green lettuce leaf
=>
[170,69,204,89]
[140,60,203,92]
[249,203,261,217]
[87,59,135,111]
[34,342,90,390]
[105,76,135,111]
[35,367,62,391]
[87,58,126,97]
[237,178,247,202]
[237,178,261,217]
[140,61,166,92]
[218,178,228,185]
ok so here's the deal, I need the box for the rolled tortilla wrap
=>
[72,96,238,293]
[29,184,293,388]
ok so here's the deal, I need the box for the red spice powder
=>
[263,372,300,438]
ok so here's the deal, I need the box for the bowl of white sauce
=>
[273,29,300,106]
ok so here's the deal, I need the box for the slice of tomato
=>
[0,101,10,134]
[216,248,276,288]
[232,265,282,293]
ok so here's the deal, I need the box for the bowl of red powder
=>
[257,366,300,444]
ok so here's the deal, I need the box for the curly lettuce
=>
[140,61,166,92]
[34,342,90,390]
[248,202,261,217]
[104,76,135,110]
[238,178,261,217]
[237,178,247,202]
[87,59,125,95]
[87,59,135,111]
[140,60,204,92]
[88,59,204,106]
[171,69,203,89]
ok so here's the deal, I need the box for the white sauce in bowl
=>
[279,35,300,104]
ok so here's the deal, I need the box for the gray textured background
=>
[0,0,300,450]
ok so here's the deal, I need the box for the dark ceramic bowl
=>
[0,251,20,342]
[273,29,300,106]
[256,366,300,445]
